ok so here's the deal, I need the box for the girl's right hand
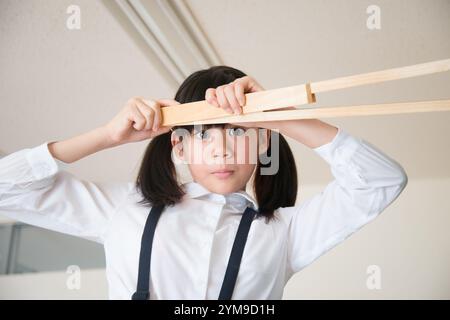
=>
[104,97,179,146]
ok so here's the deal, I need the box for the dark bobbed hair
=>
[135,66,298,222]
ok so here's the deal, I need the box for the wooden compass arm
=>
[161,58,450,126]
[179,100,450,125]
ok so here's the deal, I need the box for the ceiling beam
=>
[104,0,222,90]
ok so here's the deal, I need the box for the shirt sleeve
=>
[0,142,132,244]
[286,127,408,275]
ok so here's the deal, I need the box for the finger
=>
[135,99,155,131]
[224,85,242,114]
[237,76,264,93]
[128,104,147,131]
[233,81,246,107]
[216,86,233,114]
[155,98,180,107]
[149,99,178,131]
[154,125,172,135]
[205,88,219,108]
[151,103,161,131]
[248,80,264,92]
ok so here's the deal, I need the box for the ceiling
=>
[0,0,449,189]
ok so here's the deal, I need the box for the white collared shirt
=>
[0,127,407,299]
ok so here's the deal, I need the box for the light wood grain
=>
[161,84,312,126]
[161,58,450,126]
[175,100,450,125]
[311,58,450,93]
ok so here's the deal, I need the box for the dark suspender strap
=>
[132,204,257,300]
[131,204,164,300]
[218,206,258,300]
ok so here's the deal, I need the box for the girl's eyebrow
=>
[191,124,246,133]
[195,125,244,130]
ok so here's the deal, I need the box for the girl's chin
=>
[205,177,240,193]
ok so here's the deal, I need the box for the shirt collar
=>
[181,181,258,211]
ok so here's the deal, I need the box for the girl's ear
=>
[171,130,185,161]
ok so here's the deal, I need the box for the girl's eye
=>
[228,127,246,137]
[194,130,210,140]
[193,128,246,140]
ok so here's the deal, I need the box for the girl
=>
[0,66,407,300]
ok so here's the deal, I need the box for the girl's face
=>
[171,124,270,195]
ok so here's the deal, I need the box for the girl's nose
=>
[209,130,233,159]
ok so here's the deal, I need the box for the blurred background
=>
[0,0,449,299]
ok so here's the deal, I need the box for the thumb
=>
[150,125,172,137]
[157,99,180,107]
[239,76,264,93]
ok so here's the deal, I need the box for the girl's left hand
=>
[205,76,294,129]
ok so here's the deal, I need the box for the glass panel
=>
[11,224,105,274]
[0,225,12,274]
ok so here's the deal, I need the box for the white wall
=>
[284,178,450,299]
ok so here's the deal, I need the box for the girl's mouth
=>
[211,169,234,179]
